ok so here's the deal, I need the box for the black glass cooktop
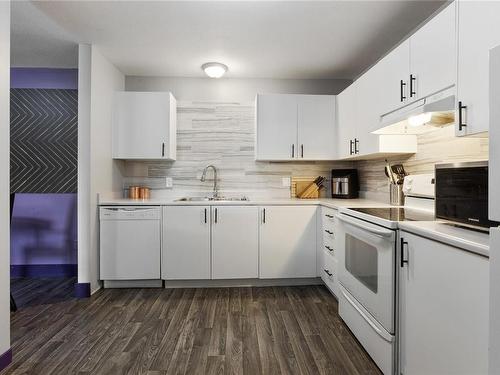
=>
[349,207,435,222]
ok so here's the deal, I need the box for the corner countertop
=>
[398,221,490,258]
[98,197,391,210]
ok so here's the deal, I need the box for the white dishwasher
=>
[100,206,161,281]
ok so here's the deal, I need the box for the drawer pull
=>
[325,230,334,235]
[323,269,333,277]
[325,245,333,252]
[325,214,334,219]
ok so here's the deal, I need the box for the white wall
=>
[89,47,125,292]
[125,76,351,102]
[78,44,125,294]
[0,0,10,358]
[77,44,91,289]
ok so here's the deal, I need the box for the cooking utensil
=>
[385,160,396,184]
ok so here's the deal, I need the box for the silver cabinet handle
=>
[262,208,266,224]
[323,269,332,277]
[204,208,207,224]
[214,208,218,223]
[162,142,165,157]
[301,144,304,158]
[325,245,333,252]
[325,230,334,235]
[291,144,295,158]
[325,214,334,219]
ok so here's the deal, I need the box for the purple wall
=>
[11,68,78,89]
[11,194,77,267]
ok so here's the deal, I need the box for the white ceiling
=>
[11,1,447,79]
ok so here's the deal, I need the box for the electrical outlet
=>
[282,177,291,187]
[165,177,173,188]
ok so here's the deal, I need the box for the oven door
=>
[335,213,396,333]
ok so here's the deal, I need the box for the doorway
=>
[9,68,78,310]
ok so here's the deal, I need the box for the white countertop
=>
[398,221,490,258]
[98,197,391,210]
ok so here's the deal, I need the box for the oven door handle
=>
[341,288,394,343]
[336,214,394,238]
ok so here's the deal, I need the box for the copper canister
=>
[139,187,151,200]
[128,186,140,199]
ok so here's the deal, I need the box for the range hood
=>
[375,86,455,135]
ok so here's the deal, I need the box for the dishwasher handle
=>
[100,206,160,220]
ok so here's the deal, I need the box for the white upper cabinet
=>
[336,68,417,160]
[211,206,259,279]
[409,2,456,100]
[259,206,317,278]
[256,94,336,161]
[297,95,336,160]
[255,94,298,160]
[336,83,357,159]
[457,0,500,136]
[377,40,411,115]
[113,91,177,160]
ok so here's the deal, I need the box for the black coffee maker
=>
[331,169,359,199]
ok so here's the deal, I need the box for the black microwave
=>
[435,161,496,230]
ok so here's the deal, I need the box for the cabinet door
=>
[297,95,336,160]
[162,206,210,280]
[355,66,382,156]
[410,3,456,100]
[490,46,500,222]
[400,231,489,374]
[260,206,317,278]
[377,40,410,115]
[113,92,175,160]
[212,206,259,279]
[256,94,298,160]
[457,0,500,136]
[336,84,357,159]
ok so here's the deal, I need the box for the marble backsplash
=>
[356,125,489,196]
[122,101,352,199]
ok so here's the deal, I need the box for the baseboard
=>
[103,280,163,288]
[0,348,12,372]
[11,264,77,278]
[74,282,91,298]
[163,277,322,289]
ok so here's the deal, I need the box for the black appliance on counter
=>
[331,169,359,199]
[435,161,497,230]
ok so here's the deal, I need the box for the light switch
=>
[165,177,173,188]
[282,177,291,187]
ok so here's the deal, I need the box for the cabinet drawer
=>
[322,250,338,297]
[322,207,337,249]
[322,207,336,229]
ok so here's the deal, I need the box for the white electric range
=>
[334,174,435,375]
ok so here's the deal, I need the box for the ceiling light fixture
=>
[202,62,228,78]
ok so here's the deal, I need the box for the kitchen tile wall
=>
[123,101,352,199]
[357,126,489,196]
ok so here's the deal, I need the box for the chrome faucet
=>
[200,165,219,198]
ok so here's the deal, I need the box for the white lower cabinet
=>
[399,231,489,375]
[320,206,338,296]
[162,206,211,280]
[211,206,259,279]
[260,206,317,278]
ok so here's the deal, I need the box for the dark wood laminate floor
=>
[10,277,76,309]
[4,285,381,375]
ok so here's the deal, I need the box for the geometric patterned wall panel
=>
[10,88,78,193]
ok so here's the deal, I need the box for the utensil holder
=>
[390,184,405,206]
